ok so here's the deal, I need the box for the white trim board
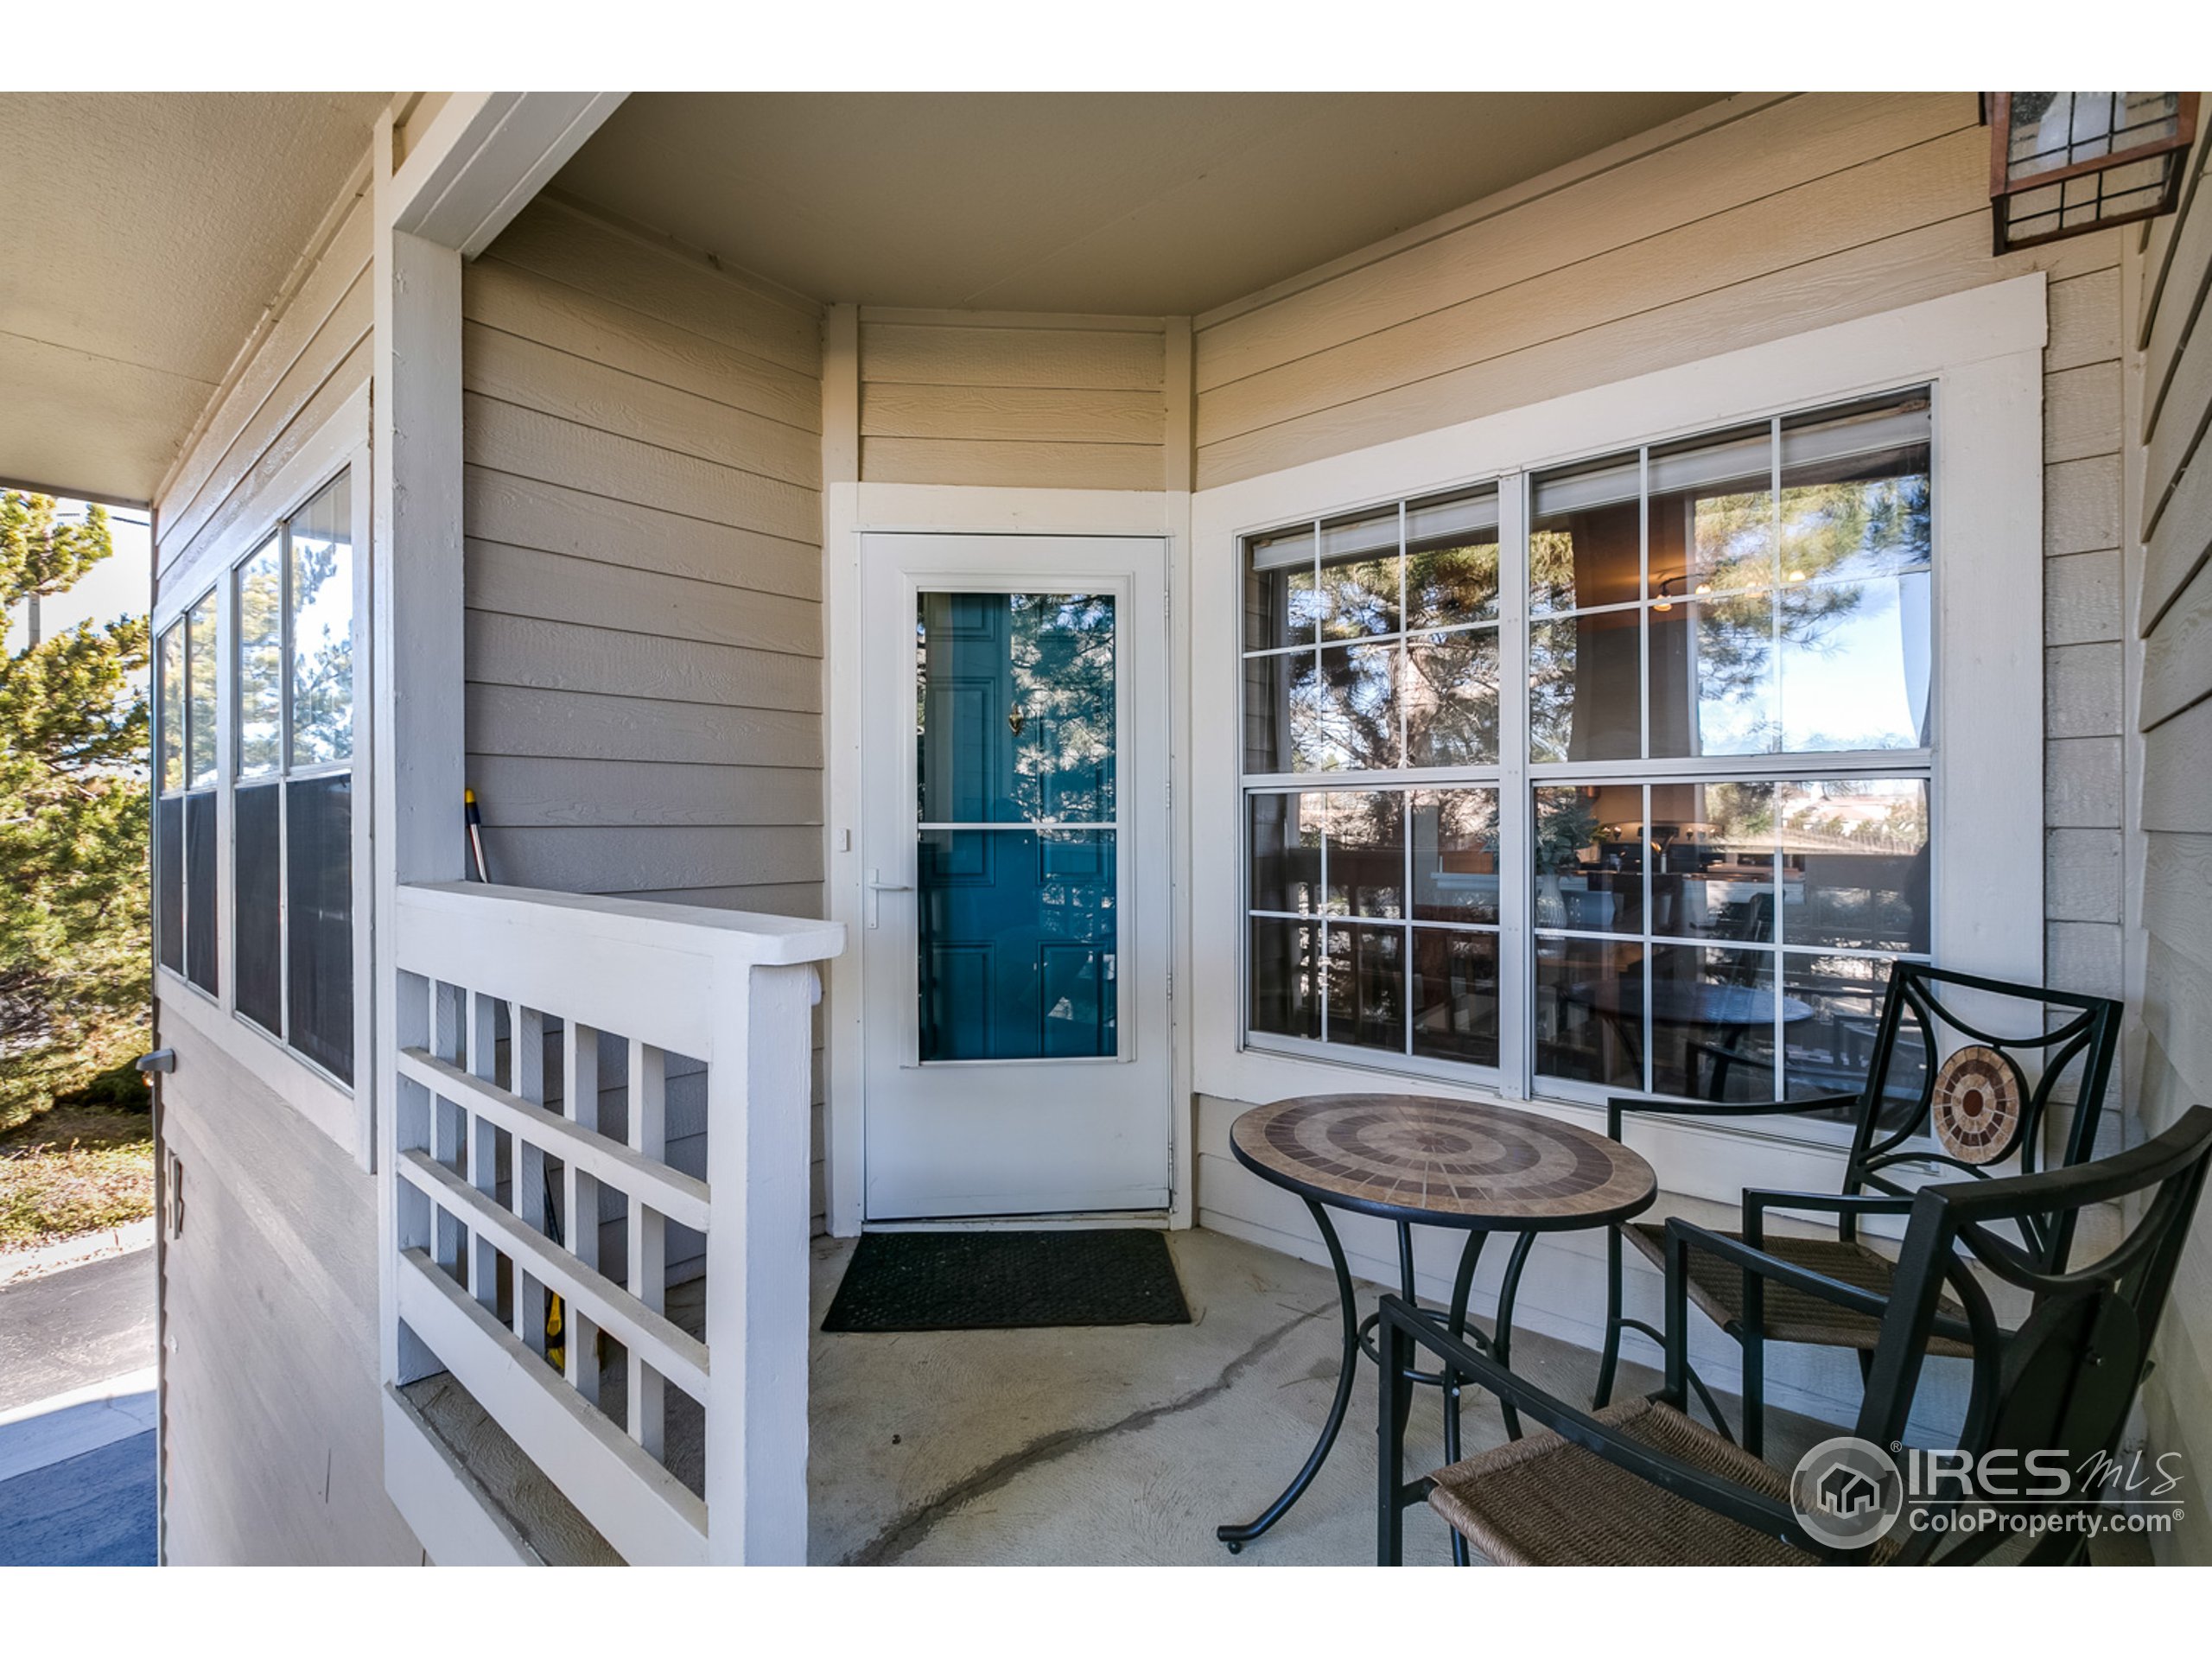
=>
[1189,275,2049,1210]
[822,481,1192,1236]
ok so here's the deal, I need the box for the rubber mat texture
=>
[822,1229,1192,1332]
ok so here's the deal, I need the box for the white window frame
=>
[150,391,374,1168]
[1191,277,2047,1206]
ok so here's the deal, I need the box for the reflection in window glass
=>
[287,773,354,1081]
[1249,918,1321,1042]
[289,474,353,768]
[1310,642,1401,772]
[1244,524,1318,651]
[187,593,218,789]
[1778,778,1929,953]
[1530,611,1641,764]
[185,791,218,994]
[1648,590,1777,757]
[1323,791,1403,918]
[1406,488,1501,627]
[917,592,1116,824]
[1412,931,1500,1066]
[1534,935,1641,1088]
[1648,423,1774,597]
[1783,951,1929,1124]
[1649,944,1777,1102]
[1243,648,1325,774]
[1318,506,1401,640]
[237,536,283,778]
[156,625,184,793]
[1529,452,1641,613]
[1777,572,1930,751]
[1780,395,1931,582]
[1248,793,1322,914]
[1324,923,1402,1052]
[1411,790,1499,924]
[156,795,183,974]
[1406,627,1498,766]
[1648,780,1777,944]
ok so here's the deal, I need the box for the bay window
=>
[1240,388,1936,1111]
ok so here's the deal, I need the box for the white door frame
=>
[823,482,1194,1235]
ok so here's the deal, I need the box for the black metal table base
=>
[1215,1197,1535,1560]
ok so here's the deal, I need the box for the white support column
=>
[703,960,817,1565]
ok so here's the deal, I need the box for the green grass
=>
[0,1104,155,1251]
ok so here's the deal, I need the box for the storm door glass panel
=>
[156,794,184,974]
[915,592,1117,1062]
[156,625,184,793]
[186,594,218,789]
[234,781,283,1034]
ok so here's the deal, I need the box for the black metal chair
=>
[1377,1104,2212,1566]
[1594,962,2123,1455]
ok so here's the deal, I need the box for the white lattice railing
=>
[385,882,841,1564]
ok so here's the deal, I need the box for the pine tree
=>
[1,492,150,1132]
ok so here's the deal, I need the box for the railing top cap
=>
[400,881,845,966]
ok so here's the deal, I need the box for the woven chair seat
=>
[1428,1395,1895,1566]
[1624,1223,1974,1356]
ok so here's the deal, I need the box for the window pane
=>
[1648,591,1777,757]
[156,794,183,973]
[1530,451,1640,613]
[1649,943,1777,1102]
[187,593,218,789]
[287,774,353,1081]
[1411,789,1499,924]
[1243,649,1325,774]
[1529,611,1640,762]
[1405,627,1499,766]
[236,535,283,778]
[1782,951,1928,1128]
[1312,641,1401,772]
[1245,524,1317,652]
[1318,506,1400,640]
[185,789,218,994]
[1249,918,1321,1042]
[1778,779,1930,952]
[1248,791,1323,914]
[156,625,184,793]
[289,474,353,768]
[1535,935,1640,1087]
[1325,791,1403,918]
[917,828,1114,1061]
[1407,486,1500,627]
[1324,922,1402,1052]
[1777,572,1930,751]
[235,781,283,1034]
[1411,929,1499,1067]
[1780,393,1930,582]
[1535,785,1641,934]
[916,591,1116,824]
[1649,780,1777,943]
[1648,423,1774,599]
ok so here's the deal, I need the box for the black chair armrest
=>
[1662,1217,1976,1351]
[1606,1092,1858,1140]
[1741,1187,1917,1246]
[1373,1296,1840,1560]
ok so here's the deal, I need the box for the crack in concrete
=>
[837,1298,1338,1566]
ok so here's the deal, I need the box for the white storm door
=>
[859,534,1171,1220]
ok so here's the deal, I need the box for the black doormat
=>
[821,1229,1192,1332]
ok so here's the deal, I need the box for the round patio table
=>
[1217,1092,1656,1557]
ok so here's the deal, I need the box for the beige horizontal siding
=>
[463,197,826,931]
[856,309,1170,490]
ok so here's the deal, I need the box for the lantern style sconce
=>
[1987,92,2199,253]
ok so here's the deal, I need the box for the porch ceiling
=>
[549,92,1727,315]
[0,92,388,506]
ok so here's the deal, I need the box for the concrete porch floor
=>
[806,1225,1836,1567]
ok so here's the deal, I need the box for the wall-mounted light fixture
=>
[1987,92,2199,254]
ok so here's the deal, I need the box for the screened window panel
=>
[184,790,218,994]
[289,474,353,769]
[156,794,184,974]
[234,781,283,1034]
[286,774,353,1081]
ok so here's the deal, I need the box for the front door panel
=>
[861,536,1170,1219]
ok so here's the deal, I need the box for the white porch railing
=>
[385,881,842,1564]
